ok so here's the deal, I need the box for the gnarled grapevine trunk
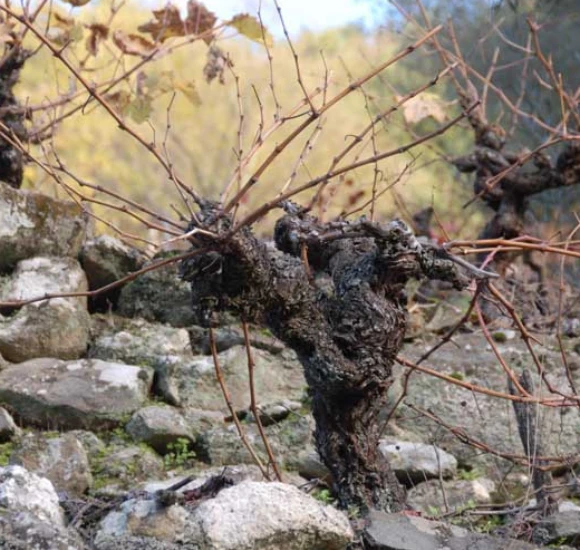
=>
[0,44,28,189]
[181,202,467,512]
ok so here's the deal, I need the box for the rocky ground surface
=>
[0,181,579,549]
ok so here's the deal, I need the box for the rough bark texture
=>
[181,201,467,513]
[453,90,580,276]
[0,43,28,189]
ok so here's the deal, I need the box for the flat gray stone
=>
[364,510,539,550]
[89,316,191,405]
[0,358,152,430]
[177,345,306,413]
[379,440,457,485]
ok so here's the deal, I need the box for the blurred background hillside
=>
[16,0,580,244]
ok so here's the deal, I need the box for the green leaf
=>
[126,96,152,124]
[228,13,273,47]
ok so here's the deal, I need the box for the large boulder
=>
[0,465,85,549]
[0,183,88,271]
[10,432,93,497]
[0,465,64,525]
[0,358,152,430]
[95,481,353,550]
[186,481,353,550]
[0,257,90,361]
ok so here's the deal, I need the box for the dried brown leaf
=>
[52,12,75,30]
[105,90,132,116]
[85,23,109,56]
[185,0,216,38]
[113,30,156,57]
[138,4,185,42]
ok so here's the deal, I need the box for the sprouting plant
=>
[164,437,196,469]
[313,488,335,505]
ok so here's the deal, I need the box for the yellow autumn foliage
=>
[16,0,482,246]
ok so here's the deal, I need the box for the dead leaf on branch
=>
[113,30,156,57]
[185,0,217,37]
[397,92,448,125]
[48,14,84,46]
[203,45,232,85]
[104,90,152,124]
[105,90,131,116]
[138,4,183,42]
[137,70,201,106]
[85,23,109,57]
[227,13,273,47]
[52,12,75,30]
[138,0,216,43]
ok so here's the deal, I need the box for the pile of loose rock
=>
[0,181,579,549]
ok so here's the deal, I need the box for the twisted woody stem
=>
[181,202,469,512]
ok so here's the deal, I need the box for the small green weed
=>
[313,488,335,505]
[164,437,195,469]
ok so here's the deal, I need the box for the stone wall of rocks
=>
[0,181,579,549]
